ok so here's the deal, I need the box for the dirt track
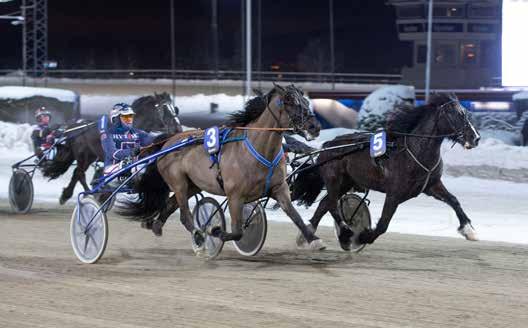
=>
[1,202,528,328]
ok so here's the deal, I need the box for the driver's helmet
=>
[110,103,135,125]
[35,107,51,122]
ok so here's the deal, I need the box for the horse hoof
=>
[296,232,308,248]
[458,224,479,241]
[141,220,153,230]
[296,224,314,248]
[152,220,163,237]
[59,197,67,205]
[309,239,326,251]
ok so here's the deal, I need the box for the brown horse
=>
[123,84,326,250]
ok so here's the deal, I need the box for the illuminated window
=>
[433,5,465,18]
[461,43,478,65]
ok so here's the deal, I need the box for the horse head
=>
[272,83,321,141]
[432,93,480,149]
[133,93,182,134]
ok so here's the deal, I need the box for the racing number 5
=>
[372,132,383,151]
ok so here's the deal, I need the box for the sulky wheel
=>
[70,196,108,264]
[232,202,267,256]
[334,193,372,252]
[191,197,226,260]
[9,169,34,214]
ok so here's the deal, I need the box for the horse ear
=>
[253,88,264,97]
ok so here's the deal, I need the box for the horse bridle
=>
[264,91,314,134]
[392,99,469,140]
[396,99,471,193]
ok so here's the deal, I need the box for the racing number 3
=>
[205,126,220,154]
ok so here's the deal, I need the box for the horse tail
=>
[41,143,75,179]
[118,140,170,221]
[290,163,325,207]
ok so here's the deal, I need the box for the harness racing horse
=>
[291,93,481,250]
[42,92,182,205]
[122,84,326,250]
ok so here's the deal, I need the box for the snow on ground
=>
[0,86,77,102]
[1,121,527,244]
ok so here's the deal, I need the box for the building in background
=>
[389,0,501,89]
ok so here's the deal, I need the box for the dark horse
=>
[292,93,481,250]
[42,92,182,204]
[121,84,326,250]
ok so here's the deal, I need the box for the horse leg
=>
[425,179,478,241]
[358,195,399,244]
[59,167,81,204]
[150,195,179,237]
[295,195,330,247]
[273,183,326,251]
[77,162,92,192]
[298,186,352,249]
[217,197,243,242]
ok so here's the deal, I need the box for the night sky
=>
[0,0,411,73]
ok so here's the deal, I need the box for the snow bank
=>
[441,137,528,170]
[0,121,34,156]
[513,91,528,101]
[358,85,415,130]
[80,93,245,117]
[0,86,77,103]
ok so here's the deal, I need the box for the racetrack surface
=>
[1,202,528,328]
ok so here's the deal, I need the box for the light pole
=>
[425,0,433,102]
[245,0,251,98]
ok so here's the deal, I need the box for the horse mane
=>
[226,89,273,127]
[226,84,306,127]
[386,93,455,134]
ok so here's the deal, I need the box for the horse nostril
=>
[474,135,480,145]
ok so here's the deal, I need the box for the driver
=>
[99,103,155,175]
[31,107,62,157]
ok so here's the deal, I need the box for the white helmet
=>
[110,103,135,124]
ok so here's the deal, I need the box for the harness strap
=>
[243,138,284,197]
[404,136,441,193]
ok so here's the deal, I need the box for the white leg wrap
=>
[458,224,479,241]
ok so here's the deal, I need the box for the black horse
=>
[42,92,182,204]
[291,93,481,250]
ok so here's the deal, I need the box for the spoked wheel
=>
[191,197,226,260]
[9,169,34,214]
[70,196,108,264]
[232,202,267,256]
[334,193,372,252]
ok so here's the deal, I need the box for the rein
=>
[231,126,294,132]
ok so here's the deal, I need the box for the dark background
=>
[0,0,411,73]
